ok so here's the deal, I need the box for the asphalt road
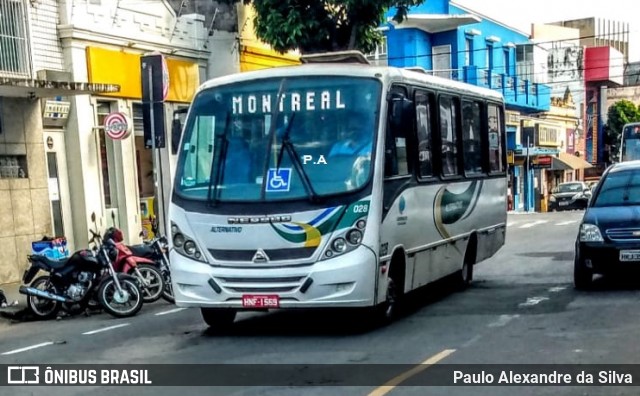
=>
[3,210,640,396]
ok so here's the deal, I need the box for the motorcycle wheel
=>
[98,277,143,318]
[26,276,61,320]
[161,270,175,304]
[131,264,164,303]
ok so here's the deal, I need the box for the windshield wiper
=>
[207,112,231,206]
[275,114,320,203]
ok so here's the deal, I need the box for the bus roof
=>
[198,63,504,102]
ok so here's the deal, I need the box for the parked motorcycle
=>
[101,227,165,304]
[19,214,144,320]
[130,218,173,303]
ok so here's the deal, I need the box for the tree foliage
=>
[229,0,426,54]
[606,99,640,156]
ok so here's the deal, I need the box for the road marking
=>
[367,349,456,396]
[1,341,55,355]
[82,323,130,335]
[519,220,548,229]
[549,286,568,293]
[488,314,520,328]
[519,296,550,307]
[507,221,517,227]
[461,335,482,348]
[556,220,577,226]
[155,307,186,316]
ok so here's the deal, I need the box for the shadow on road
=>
[199,276,467,338]
[517,251,575,261]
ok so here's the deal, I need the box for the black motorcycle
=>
[19,216,144,320]
[130,226,173,303]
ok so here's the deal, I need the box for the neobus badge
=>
[227,215,292,224]
[232,90,346,115]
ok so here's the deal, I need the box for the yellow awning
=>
[552,152,594,170]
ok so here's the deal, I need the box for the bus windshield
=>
[174,76,382,202]
[621,124,640,162]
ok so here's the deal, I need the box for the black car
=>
[548,182,592,211]
[574,160,640,289]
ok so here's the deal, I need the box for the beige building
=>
[0,0,118,283]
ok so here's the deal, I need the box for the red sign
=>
[242,294,280,308]
[537,156,552,165]
[103,112,132,140]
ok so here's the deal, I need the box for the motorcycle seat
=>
[128,244,154,258]
[30,255,68,269]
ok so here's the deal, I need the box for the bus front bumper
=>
[169,247,378,309]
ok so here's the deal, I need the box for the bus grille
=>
[208,247,316,262]
[215,276,306,294]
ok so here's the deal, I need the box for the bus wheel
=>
[457,243,475,290]
[201,308,236,329]
[372,275,400,326]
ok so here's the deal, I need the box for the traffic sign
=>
[103,112,132,140]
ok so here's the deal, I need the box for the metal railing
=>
[0,0,32,78]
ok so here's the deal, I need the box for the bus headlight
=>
[171,222,207,263]
[346,229,363,245]
[321,217,367,260]
[332,238,347,252]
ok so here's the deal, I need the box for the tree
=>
[227,0,426,54]
[606,99,640,158]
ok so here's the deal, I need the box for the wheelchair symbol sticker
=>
[266,168,292,192]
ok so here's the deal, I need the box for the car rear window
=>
[556,183,584,193]
[592,170,640,207]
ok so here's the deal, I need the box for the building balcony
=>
[417,66,550,113]
[461,66,550,113]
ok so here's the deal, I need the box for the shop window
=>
[96,101,119,208]
[439,95,459,176]
[415,91,434,178]
[488,104,505,173]
[462,100,483,174]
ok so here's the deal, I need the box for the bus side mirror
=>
[389,97,414,138]
[171,108,188,155]
[171,118,183,155]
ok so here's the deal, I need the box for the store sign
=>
[531,155,553,169]
[104,112,132,140]
[506,111,520,126]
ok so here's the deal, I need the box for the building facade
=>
[54,0,212,250]
[0,0,119,284]
[381,0,552,212]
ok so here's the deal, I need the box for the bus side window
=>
[414,91,433,178]
[385,87,411,178]
[439,95,460,176]
[488,104,504,172]
[462,100,483,174]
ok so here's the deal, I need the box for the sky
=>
[454,0,640,61]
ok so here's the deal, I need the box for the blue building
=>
[380,0,553,212]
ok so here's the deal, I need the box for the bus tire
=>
[372,255,405,326]
[457,238,476,289]
[201,308,236,329]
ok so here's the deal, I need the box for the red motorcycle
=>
[102,227,166,303]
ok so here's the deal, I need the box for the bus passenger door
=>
[381,86,415,294]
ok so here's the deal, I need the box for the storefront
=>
[61,46,203,249]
